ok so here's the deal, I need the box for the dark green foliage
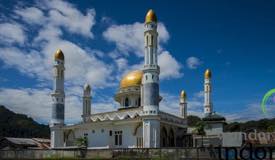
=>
[76,137,88,147]
[187,115,201,126]
[0,105,50,139]
[188,114,275,132]
[224,118,275,132]
[193,121,206,136]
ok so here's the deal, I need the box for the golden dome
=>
[120,70,143,88]
[145,9,157,23]
[54,49,64,61]
[205,69,212,79]
[180,90,186,99]
[84,83,91,91]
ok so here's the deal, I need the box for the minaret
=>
[82,83,91,122]
[204,69,213,115]
[50,49,65,148]
[142,9,160,148]
[179,90,187,119]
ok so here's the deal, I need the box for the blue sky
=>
[0,0,274,124]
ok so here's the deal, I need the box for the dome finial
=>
[180,90,186,99]
[84,83,91,91]
[54,49,64,61]
[145,9,157,23]
[205,69,212,79]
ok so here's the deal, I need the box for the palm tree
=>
[76,136,88,148]
[193,121,206,147]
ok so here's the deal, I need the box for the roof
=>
[4,137,37,146]
[66,107,187,129]
[32,138,50,143]
[202,112,226,122]
[1,137,50,149]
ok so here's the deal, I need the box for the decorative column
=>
[50,49,65,148]
[179,90,187,119]
[142,9,160,148]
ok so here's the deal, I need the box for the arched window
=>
[125,97,129,107]
[169,129,175,147]
[161,127,168,147]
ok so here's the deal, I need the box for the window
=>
[115,131,122,146]
[125,97,129,107]
[109,130,112,136]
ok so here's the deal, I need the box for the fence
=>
[0,146,274,159]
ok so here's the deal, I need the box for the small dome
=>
[180,90,186,99]
[205,69,211,79]
[84,83,91,91]
[120,70,143,89]
[54,49,64,61]
[145,9,157,23]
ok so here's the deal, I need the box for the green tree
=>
[76,137,88,147]
[193,121,206,147]
[187,115,201,127]
[267,125,275,132]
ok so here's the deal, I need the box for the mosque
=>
[50,10,225,149]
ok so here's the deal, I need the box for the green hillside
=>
[0,105,50,138]
[187,115,275,132]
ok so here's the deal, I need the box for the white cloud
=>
[103,22,182,80]
[0,47,48,79]
[14,7,45,24]
[158,51,182,79]
[0,88,52,123]
[193,91,204,99]
[0,23,26,44]
[103,22,169,57]
[160,92,204,118]
[186,56,203,69]
[15,0,96,38]
[224,103,275,122]
[0,1,114,88]
[115,58,128,71]
[0,1,118,125]
[0,87,118,124]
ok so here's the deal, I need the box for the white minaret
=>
[50,49,65,148]
[204,69,213,115]
[142,9,160,148]
[82,83,91,122]
[179,90,187,119]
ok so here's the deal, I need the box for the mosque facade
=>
[50,10,225,149]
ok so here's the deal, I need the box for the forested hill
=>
[187,115,275,132]
[0,105,50,138]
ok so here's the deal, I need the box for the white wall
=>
[205,123,223,135]
[222,132,243,147]
[72,122,142,148]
